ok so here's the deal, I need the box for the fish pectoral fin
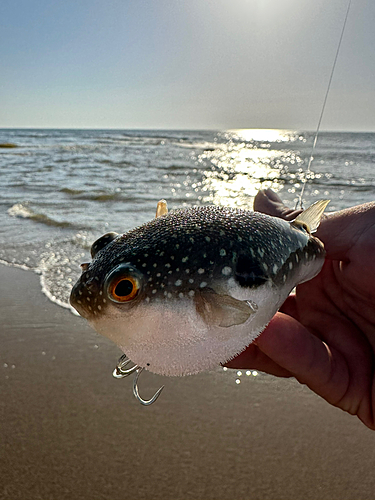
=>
[291,199,330,233]
[195,289,257,328]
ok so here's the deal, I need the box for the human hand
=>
[226,189,375,430]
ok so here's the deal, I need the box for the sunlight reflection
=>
[228,129,299,144]
[198,129,305,208]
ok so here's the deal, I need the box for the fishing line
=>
[297,0,352,209]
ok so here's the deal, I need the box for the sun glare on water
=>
[198,129,302,208]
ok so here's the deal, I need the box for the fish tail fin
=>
[292,199,330,233]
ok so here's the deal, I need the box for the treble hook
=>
[112,354,139,378]
[112,355,165,405]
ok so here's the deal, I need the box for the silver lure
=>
[70,199,329,404]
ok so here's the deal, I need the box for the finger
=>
[224,342,292,378]
[254,313,350,408]
[253,189,302,220]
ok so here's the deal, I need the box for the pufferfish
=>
[70,199,329,388]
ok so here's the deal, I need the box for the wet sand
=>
[1,263,375,500]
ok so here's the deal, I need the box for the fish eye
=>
[105,263,143,304]
[109,276,140,302]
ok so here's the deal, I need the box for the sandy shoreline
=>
[1,263,375,500]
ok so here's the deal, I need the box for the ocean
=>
[0,128,374,309]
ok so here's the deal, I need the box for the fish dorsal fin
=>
[195,289,257,328]
[155,199,168,218]
[292,199,330,233]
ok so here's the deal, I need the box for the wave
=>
[60,187,85,195]
[7,203,78,229]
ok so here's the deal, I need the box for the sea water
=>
[0,128,374,308]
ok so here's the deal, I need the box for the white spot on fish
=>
[250,248,255,258]
[97,305,102,311]
[178,292,184,299]
[142,263,146,267]
[182,256,188,263]
[156,272,161,277]
[175,244,180,249]
[272,264,278,274]
[205,236,211,242]
[188,290,195,297]
[167,292,172,298]
[263,263,268,271]
[185,269,190,274]
[145,297,150,303]
[165,263,171,268]
[258,248,264,258]
[220,249,226,257]
[175,279,182,286]
[189,278,194,284]
[198,268,205,274]
[289,262,293,270]
[222,266,232,276]
[200,281,208,288]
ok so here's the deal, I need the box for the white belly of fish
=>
[91,280,288,376]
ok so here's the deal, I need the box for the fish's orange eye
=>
[109,276,140,302]
[105,263,143,304]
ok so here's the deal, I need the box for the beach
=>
[1,262,375,500]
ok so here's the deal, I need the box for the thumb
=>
[253,189,302,220]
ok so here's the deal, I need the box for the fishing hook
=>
[112,355,165,405]
[133,367,165,406]
[112,354,139,378]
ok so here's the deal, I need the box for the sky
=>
[1,0,375,130]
